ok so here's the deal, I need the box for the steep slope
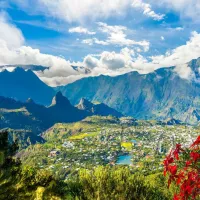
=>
[57,59,200,125]
[0,93,123,134]
[47,92,88,123]
[0,94,86,132]
[77,98,123,117]
[0,67,55,105]
[0,96,48,133]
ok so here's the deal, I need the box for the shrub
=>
[164,136,200,200]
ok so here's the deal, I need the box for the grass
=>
[69,132,99,140]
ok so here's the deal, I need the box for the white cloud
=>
[0,12,89,86]
[83,32,200,81]
[83,55,100,69]
[0,12,24,49]
[13,0,132,23]
[12,0,166,23]
[157,0,200,22]
[69,26,96,35]
[132,0,165,21]
[150,32,200,67]
[82,22,150,52]
[40,29,200,84]
[82,38,108,46]
[100,51,126,70]
[174,64,194,80]
[37,74,87,86]
[1,11,200,86]
[98,22,150,50]
[84,48,140,72]
[9,0,200,25]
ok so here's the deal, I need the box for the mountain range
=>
[0,58,200,125]
[57,58,200,125]
[0,67,55,105]
[0,92,122,134]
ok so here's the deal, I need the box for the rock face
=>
[48,92,88,123]
[50,91,72,107]
[77,98,94,111]
[76,98,123,117]
[57,58,200,125]
[0,67,55,105]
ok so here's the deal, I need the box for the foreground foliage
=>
[164,135,200,200]
[0,130,174,200]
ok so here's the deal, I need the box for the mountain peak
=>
[13,67,26,73]
[51,92,71,107]
[26,98,35,104]
[1,69,9,73]
[77,98,94,110]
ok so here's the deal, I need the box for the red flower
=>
[169,165,177,175]
[173,194,180,200]
[190,152,199,163]
[185,160,192,167]
[164,135,200,200]
[191,136,200,147]
[173,144,182,160]
[176,171,184,185]
[163,152,174,176]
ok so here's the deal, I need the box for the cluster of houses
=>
[45,123,199,176]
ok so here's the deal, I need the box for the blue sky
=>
[0,0,200,86]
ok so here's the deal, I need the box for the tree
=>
[0,130,21,199]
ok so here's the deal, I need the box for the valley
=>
[1,3,200,199]
[18,116,199,180]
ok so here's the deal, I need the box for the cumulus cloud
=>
[0,12,24,49]
[0,43,88,85]
[83,32,200,80]
[0,12,89,86]
[150,32,200,67]
[83,55,100,69]
[1,11,200,86]
[100,51,126,70]
[84,48,139,72]
[132,0,165,21]
[69,26,96,35]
